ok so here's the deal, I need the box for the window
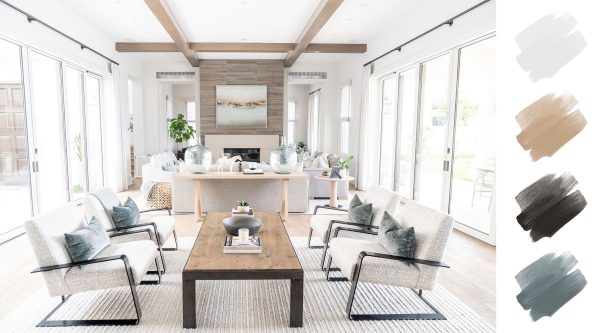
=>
[186,100,196,145]
[340,85,351,154]
[287,101,296,145]
[378,75,398,190]
[85,74,104,191]
[308,90,320,151]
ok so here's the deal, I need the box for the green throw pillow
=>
[112,197,140,228]
[377,211,416,265]
[64,216,110,263]
[348,195,373,225]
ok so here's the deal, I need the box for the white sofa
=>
[141,152,179,184]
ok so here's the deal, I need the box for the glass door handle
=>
[443,160,450,171]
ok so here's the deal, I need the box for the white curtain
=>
[356,64,373,191]
[307,90,320,152]
[102,64,128,192]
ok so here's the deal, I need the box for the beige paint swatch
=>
[516,92,587,161]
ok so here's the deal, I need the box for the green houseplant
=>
[168,114,196,159]
[336,155,354,177]
[237,200,250,213]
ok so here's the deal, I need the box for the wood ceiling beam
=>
[116,42,366,53]
[144,0,199,66]
[284,0,344,67]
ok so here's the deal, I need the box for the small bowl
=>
[222,215,262,235]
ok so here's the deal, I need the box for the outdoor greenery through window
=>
[186,100,196,146]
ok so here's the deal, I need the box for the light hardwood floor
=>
[0,185,496,326]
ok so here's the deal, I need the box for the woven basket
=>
[147,182,172,209]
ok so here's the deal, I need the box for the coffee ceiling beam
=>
[284,0,344,67]
[144,0,199,66]
[116,42,366,53]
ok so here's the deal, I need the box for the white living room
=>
[0,0,496,332]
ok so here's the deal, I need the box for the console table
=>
[173,171,308,222]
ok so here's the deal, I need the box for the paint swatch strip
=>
[516,252,586,321]
[516,92,587,161]
[516,12,586,82]
[515,172,586,242]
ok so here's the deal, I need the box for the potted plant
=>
[336,155,354,177]
[237,200,250,213]
[296,140,306,154]
[168,114,196,160]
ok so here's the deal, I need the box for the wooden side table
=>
[315,175,355,208]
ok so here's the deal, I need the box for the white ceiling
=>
[57,0,437,61]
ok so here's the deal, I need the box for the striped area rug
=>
[0,237,495,332]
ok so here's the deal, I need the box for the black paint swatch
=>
[515,172,586,241]
[516,252,587,321]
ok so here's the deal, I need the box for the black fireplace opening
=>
[223,148,261,162]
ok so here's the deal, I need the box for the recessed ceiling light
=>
[359,2,367,7]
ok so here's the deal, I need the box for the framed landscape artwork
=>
[216,85,268,128]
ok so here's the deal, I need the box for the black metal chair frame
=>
[31,229,162,327]
[324,227,450,321]
[318,219,379,271]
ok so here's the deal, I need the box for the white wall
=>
[287,84,310,144]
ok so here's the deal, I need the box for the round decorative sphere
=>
[270,145,298,174]
[184,144,212,173]
[222,216,262,235]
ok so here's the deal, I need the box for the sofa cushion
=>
[64,239,157,293]
[112,197,140,228]
[64,217,110,263]
[348,195,373,225]
[327,154,341,168]
[377,211,416,264]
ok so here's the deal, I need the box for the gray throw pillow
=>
[377,211,416,265]
[112,197,140,228]
[348,195,373,225]
[162,165,179,172]
[327,154,341,168]
[64,216,110,263]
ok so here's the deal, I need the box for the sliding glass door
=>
[373,35,496,243]
[449,37,496,235]
[85,75,104,191]
[394,68,418,198]
[414,54,451,210]
[29,51,69,213]
[64,66,88,197]
[378,75,398,189]
[0,39,32,240]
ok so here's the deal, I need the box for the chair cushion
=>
[348,195,373,225]
[137,215,176,245]
[329,237,422,289]
[112,197,140,228]
[310,214,350,243]
[64,217,110,262]
[64,240,157,294]
[377,211,416,265]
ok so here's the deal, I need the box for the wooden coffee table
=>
[182,212,304,329]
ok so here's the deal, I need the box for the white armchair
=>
[308,185,402,270]
[325,200,454,321]
[24,205,161,327]
[75,188,178,273]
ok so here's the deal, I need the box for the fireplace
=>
[223,148,261,162]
